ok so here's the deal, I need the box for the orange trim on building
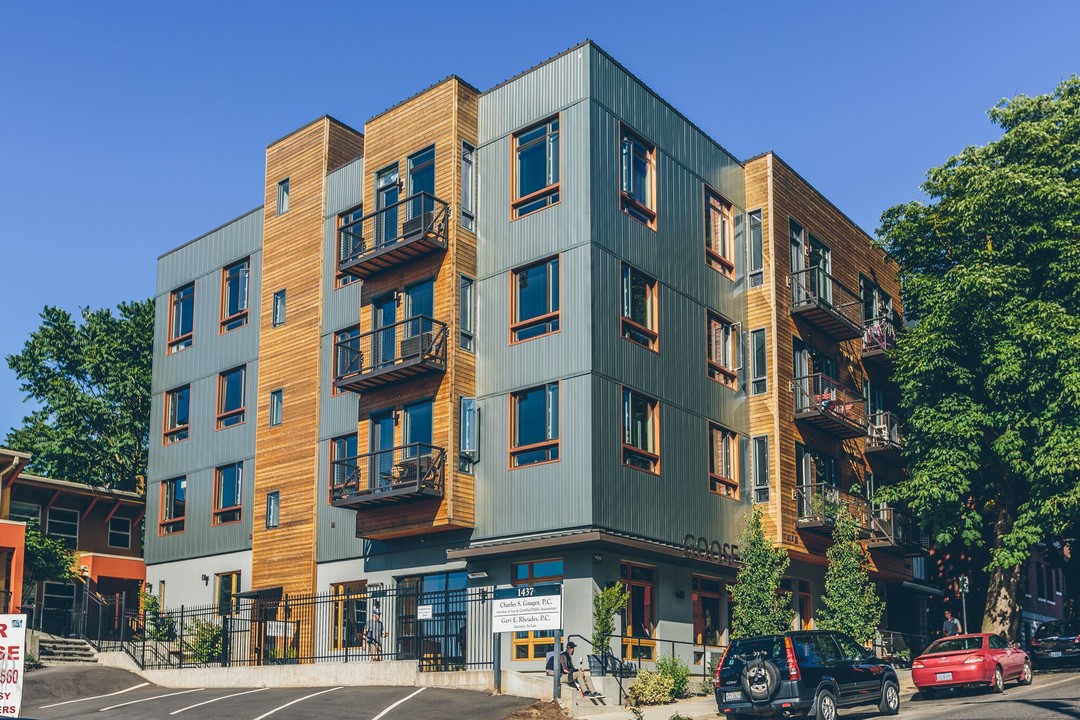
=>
[0,520,26,614]
[79,552,146,583]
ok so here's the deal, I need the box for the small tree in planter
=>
[816,505,884,645]
[730,506,794,638]
[593,583,630,664]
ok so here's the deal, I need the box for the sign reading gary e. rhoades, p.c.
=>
[492,585,562,633]
[0,614,26,719]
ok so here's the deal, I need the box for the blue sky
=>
[1,1,1078,438]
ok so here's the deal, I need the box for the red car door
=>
[987,635,1016,677]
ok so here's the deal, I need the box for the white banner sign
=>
[417,605,433,620]
[0,614,26,719]
[492,586,561,633]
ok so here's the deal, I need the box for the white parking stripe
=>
[251,687,343,720]
[170,687,269,715]
[40,682,150,708]
[99,687,205,712]
[371,687,426,720]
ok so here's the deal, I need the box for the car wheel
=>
[879,679,900,715]
[991,666,1004,694]
[1019,660,1033,686]
[813,688,837,720]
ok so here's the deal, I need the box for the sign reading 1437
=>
[492,584,562,633]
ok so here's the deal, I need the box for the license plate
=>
[936,672,953,681]
[1050,651,1062,658]
[724,691,744,702]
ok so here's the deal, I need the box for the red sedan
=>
[912,633,1032,697]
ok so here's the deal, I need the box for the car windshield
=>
[1034,620,1078,639]
[724,637,785,666]
[924,636,982,654]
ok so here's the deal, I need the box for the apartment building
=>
[145,41,923,668]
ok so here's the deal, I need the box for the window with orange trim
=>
[167,282,194,354]
[217,366,246,429]
[623,388,659,474]
[336,205,363,287]
[160,477,186,535]
[511,383,559,467]
[620,126,656,228]
[709,423,738,499]
[164,385,190,444]
[705,191,735,278]
[620,562,657,660]
[511,257,559,342]
[220,258,250,332]
[707,313,738,389]
[512,117,560,218]
[621,264,658,351]
[213,462,242,525]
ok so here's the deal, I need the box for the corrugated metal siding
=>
[324,157,364,217]
[155,210,263,295]
[322,158,365,332]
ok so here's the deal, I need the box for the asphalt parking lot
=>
[25,666,532,720]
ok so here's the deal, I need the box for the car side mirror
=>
[1012,642,1022,650]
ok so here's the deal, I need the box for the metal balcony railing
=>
[862,317,897,360]
[334,316,447,393]
[869,505,929,554]
[793,373,868,438]
[338,192,449,278]
[790,268,863,339]
[331,442,446,507]
[795,483,872,535]
[866,411,904,457]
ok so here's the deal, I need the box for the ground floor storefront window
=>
[397,570,467,667]
[621,562,657,660]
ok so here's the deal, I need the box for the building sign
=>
[492,585,561,633]
[417,605,433,620]
[265,621,295,638]
[683,534,740,567]
[0,615,26,719]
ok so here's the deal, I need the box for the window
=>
[266,491,280,529]
[215,571,240,615]
[217,366,246,429]
[705,190,735,277]
[511,383,559,467]
[164,385,190,444]
[620,563,657,660]
[331,580,368,650]
[749,328,767,395]
[460,275,475,352]
[511,256,559,342]
[8,502,39,524]
[692,576,723,648]
[330,433,358,500]
[459,396,477,473]
[623,388,659,474]
[748,210,764,287]
[160,477,186,534]
[46,507,78,546]
[336,205,363,286]
[461,141,476,231]
[276,178,290,214]
[272,289,286,326]
[214,462,243,525]
[752,435,770,503]
[511,559,564,659]
[707,314,738,389]
[334,325,361,387]
[407,145,435,196]
[220,258,250,332]
[167,282,194,354]
[621,264,658,350]
[108,517,131,549]
[42,582,76,610]
[268,389,283,427]
[512,116,560,218]
[709,424,738,499]
[620,126,656,227]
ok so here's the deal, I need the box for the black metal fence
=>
[122,585,494,671]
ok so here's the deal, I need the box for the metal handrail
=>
[795,483,871,530]
[870,505,927,549]
[867,411,904,449]
[334,315,447,381]
[339,191,449,266]
[790,267,862,328]
[862,317,896,355]
[330,442,446,501]
[793,373,867,429]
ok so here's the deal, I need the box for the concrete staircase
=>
[38,636,98,664]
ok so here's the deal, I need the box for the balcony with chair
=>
[330,443,446,508]
[866,411,904,461]
[338,192,449,279]
[793,373,868,439]
[334,316,447,395]
[790,268,863,340]
[869,505,929,554]
[795,483,872,538]
[862,317,896,368]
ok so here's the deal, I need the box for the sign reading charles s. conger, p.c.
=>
[0,614,26,719]
[492,585,562,633]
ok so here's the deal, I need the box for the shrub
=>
[626,670,675,706]
[187,618,223,664]
[655,654,691,699]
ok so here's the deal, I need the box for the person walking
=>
[942,610,963,637]
[561,641,603,698]
[367,607,388,660]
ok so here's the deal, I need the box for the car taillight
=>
[912,660,925,669]
[964,654,985,664]
[784,636,801,682]
[1074,636,1080,645]
[1031,639,1040,647]
[715,645,730,685]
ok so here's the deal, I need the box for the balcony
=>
[790,268,863,340]
[338,192,449,279]
[869,506,929,554]
[795,483,872,538]
[862,317,896,368]
[793,373,868,439]
[330,443,446,508]
[866,411,904,461]
[334,316,447,395]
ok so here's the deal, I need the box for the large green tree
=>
[730,506,794,638]
[816,507,883,645]
[5,300,153,491]
[879,77,1080,636]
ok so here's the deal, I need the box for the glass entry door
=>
[370,411,395,490]
[376,165,400,247]
[405,280,434,338]
[373,294,397,369]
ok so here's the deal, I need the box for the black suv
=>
[1030,618,1080,667]
[714,631,900,719]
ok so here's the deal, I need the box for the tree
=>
[816,507,884,645]
[5,300,153,491]
[878,77,1080,636]
[23,520,77,602]
[592,582,630,657]
[730,506,793,638]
